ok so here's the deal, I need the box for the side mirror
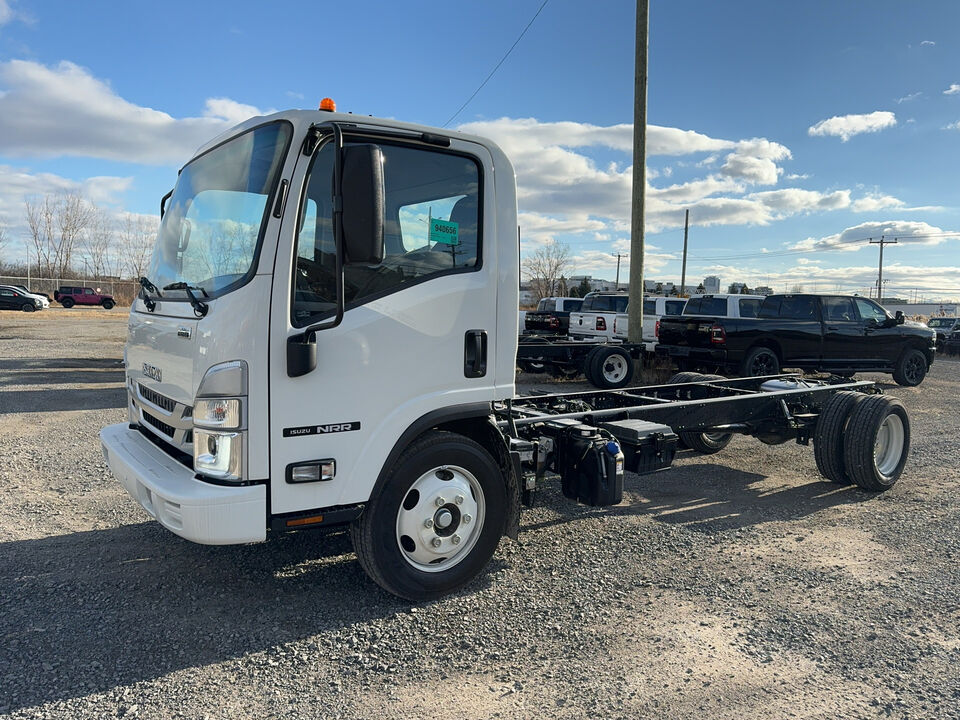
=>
[895,310,905,325]
[866,318,878,329]
[341,144,385,266]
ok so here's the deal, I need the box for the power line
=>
[442,0,550,128]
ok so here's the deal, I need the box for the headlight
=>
[193,361,248,483]
[194,398,241,429]
[194,430,243,480]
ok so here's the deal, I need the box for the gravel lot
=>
[1,308,958,720]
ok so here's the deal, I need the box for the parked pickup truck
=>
[656,293,936,386]
[612,296,687,350]
[927,317,960,350]
[569,292,629,341]
[523,296,583,335]
[54,286,116,309]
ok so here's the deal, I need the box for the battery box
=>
[599,419,677,475]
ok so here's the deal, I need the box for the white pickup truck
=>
[568,292,629,341]
[612,296,687,350]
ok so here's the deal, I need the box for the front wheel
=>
[892,349,927,387]
[61,298,74,308]
[101,299,115,310]
[590,346,634,389]
[21,303,36,312]
[350,431,507,601]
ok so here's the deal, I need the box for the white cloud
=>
[0,0,11,25]
[747,189,850,216]
[785,173,809,180]
[896,92,922,104]
[920,40,935,47]
[944,120,960,131]
[0,60,271,165]
[790,220,959,252]
[944,84,960,95]
[807,111,897,142]
[851,194,905,212]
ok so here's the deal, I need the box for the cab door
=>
[268,130,501,516]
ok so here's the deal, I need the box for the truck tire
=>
[102,299,115,310]
[813,391,866,484]
[589,346,634,389]
[582,346,603,385]
[842,395,910,491]
[21,302,35,312]
[675,373,732,453]
[741,347,780,377]
[892,348,927,387]
[350,430,507,601]
[61,298,74,308]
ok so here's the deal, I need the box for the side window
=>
[780,296,819,320]
[84,288,95,295]
[539,299,556,312]
[665,300,685,315]
[613,296,629,313]
[855,298,888,324]
[739,298,762,318]
[823,297,857,322]
[0,289,14,297]
[292,141,481,326]
[643,299,656,314]
[566,299,583,313]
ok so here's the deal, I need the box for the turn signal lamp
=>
[319,97,336,112]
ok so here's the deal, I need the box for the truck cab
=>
[101,110,520,600]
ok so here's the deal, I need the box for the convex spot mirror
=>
[341,144,385,266]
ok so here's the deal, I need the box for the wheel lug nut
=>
[435,497,445,507]
[463,514,472,524]
[431,537,442,548]
[455,495,464,505]
[451,534,461,545]
[424,518,433,528]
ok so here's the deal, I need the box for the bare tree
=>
[82,207,118,278]
[117,214,158,280]
[25,193,93,277]
[522,242,572,301]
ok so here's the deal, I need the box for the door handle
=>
[464,330,487,378]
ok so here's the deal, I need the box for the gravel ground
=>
[1,308,958,719]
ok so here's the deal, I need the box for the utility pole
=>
[613,253,625,289]
[627,0,648,345]
[869,236,897,302]
[680,208,689,297]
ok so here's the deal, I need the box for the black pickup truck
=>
[523,296,583,335]
[657,294,936,386]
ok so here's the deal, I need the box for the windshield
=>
[928,318,957,328]
[146,121,292,298]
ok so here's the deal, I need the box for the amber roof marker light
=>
[319,98,336,112]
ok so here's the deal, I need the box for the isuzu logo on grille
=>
[142,362,162,382]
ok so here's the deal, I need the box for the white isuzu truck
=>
[101,107,913,601]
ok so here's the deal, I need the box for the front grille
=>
[138,383,176,413]
[142,412,176,437]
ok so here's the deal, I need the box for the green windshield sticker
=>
[430,218,460,245]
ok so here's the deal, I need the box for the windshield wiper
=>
[163,282,209,317]
[138,276,162,312]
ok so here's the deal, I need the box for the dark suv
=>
[54,286,115,309]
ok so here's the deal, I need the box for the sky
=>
[0,0,958,301]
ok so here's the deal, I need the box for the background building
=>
[703,276,721,294]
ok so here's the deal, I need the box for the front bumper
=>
[100,423,266,545]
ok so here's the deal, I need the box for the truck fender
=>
[370,403,520,541]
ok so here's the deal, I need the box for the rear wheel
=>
[21,303,35,312]
[741,346,780,377]
[892,348,927,387]
[61,298,74,308]
[350,431,507,601]
[813,391,866,484]
[673,373,733,454]
[842,395,910,491]
[590,346,634,389]
[582,347,603,386]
